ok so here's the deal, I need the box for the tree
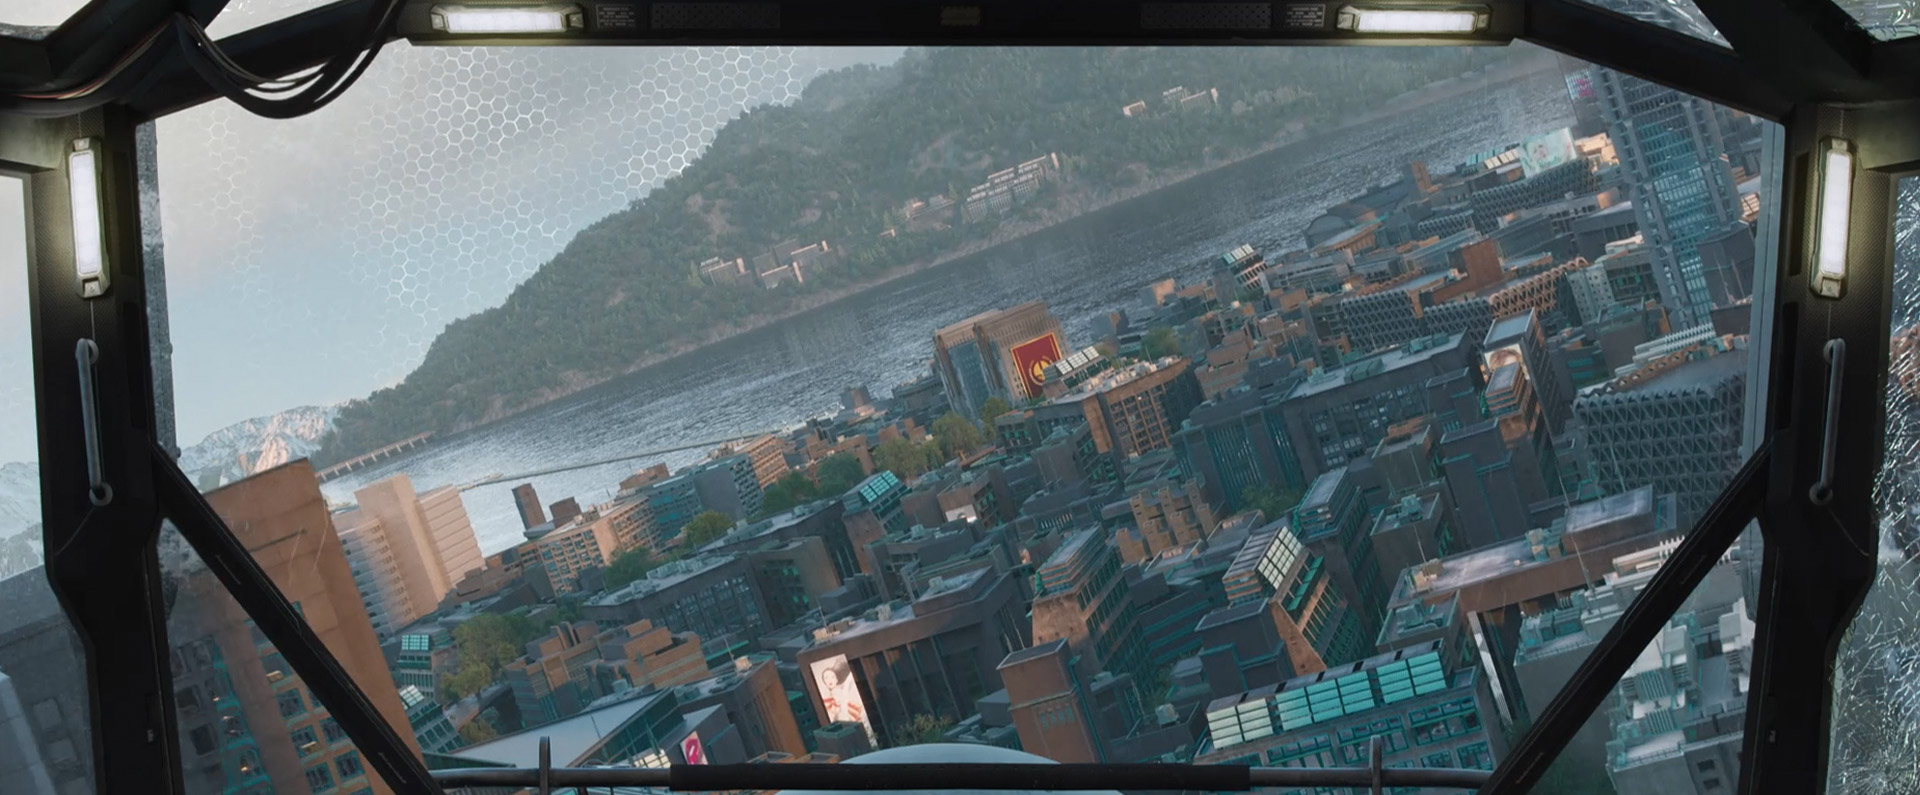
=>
[457,718,500,746]
[893,714,955,746]
[604,547,662,590]
[816,453,867,495]
[760,470,821,516]
[978,396,1012,427]
[1241,485,1302,523]
[875,438,943,480]
[446,611,548,699]
[1143,326,1181,359]
[931,412,983,458]
[679,510,736,549]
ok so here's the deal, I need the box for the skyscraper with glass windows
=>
[1591,67,1744,328]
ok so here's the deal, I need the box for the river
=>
[321,66,1580,556]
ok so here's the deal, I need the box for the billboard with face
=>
[809,654,872,737]
[1518,127,1577,179]
[1010,333,1064,399]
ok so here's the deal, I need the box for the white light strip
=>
[68,144,106,297]
[1816,144,1853,279]
[433,4,577,33]
[1339,7,1485,33]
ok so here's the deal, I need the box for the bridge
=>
[316,432,433,482]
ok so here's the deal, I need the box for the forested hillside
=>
[317,46,1523,464]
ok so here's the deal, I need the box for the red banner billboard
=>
[1010,333,1064,398]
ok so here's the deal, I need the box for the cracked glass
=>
[1829,177,1920,795]
[1832,0,1920,40]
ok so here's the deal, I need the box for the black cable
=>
[174,0,405,120]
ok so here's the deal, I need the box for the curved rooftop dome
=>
[781,744,1124,795]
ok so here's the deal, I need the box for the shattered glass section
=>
[1831,177,1920,795]
[1571,0,1729,47]
[1832,0,1920,40]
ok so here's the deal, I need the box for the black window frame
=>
[1,2,1916,795]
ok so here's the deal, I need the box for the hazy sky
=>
[2,2,901,464]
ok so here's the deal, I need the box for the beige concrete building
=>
[333,474,483,638]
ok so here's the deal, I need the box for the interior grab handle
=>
[1810,338,1844,506]
[76,338,112,506]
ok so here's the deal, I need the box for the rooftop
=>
[1620,345,1747,393]
[1485,310,1537,348]
[454,688,670,767]
[1299,467,1349,513]
[1288,335,1463,400]
[590,554,740,605]
[1392,486,1669,603]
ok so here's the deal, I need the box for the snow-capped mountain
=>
[177,404,343,489]
[0,404,341,546]
[0,461,39,539]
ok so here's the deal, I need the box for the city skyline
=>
[0,40,1790,795]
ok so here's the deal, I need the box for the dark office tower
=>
[1172,387,1309,515]
[934,301,1067,421]
[1574,340,1747,526]
[1593,67,1745,328]
[1438,420,1540,548]
[999,640,1103,762]
[1424,367,1484,436]
[1698,221,1758,306]
[1292,468,1388,639]
[1031,529,1148,685]
[512,482,546,530]
[1281,334,1473,483]
[171,462,421,795]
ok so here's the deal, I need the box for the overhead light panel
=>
[68,139,108,299]
[1336,5,1489,34]
[430,3,584,34]
[1811,138,1853,299]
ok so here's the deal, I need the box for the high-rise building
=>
[1280,334,1474,483]
[1592,67,1745,327]
[1574,339,1746,526]
[934,302,1068,420]
[1512,541,1748,780]
[1172,386,1310,515]
[1292,468,1389,642]
[1220,519,1372,673]
[333,474,483,638]
[1484,310,1570,436]
[512,483,547,530]
[1000,640,1103,762]
[1031,357,1204,460]
[170,461,420,795]
[693,454,765,521]
[842,471,909,579]
[1031,529,1148,685]
[799,568,1031,748]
